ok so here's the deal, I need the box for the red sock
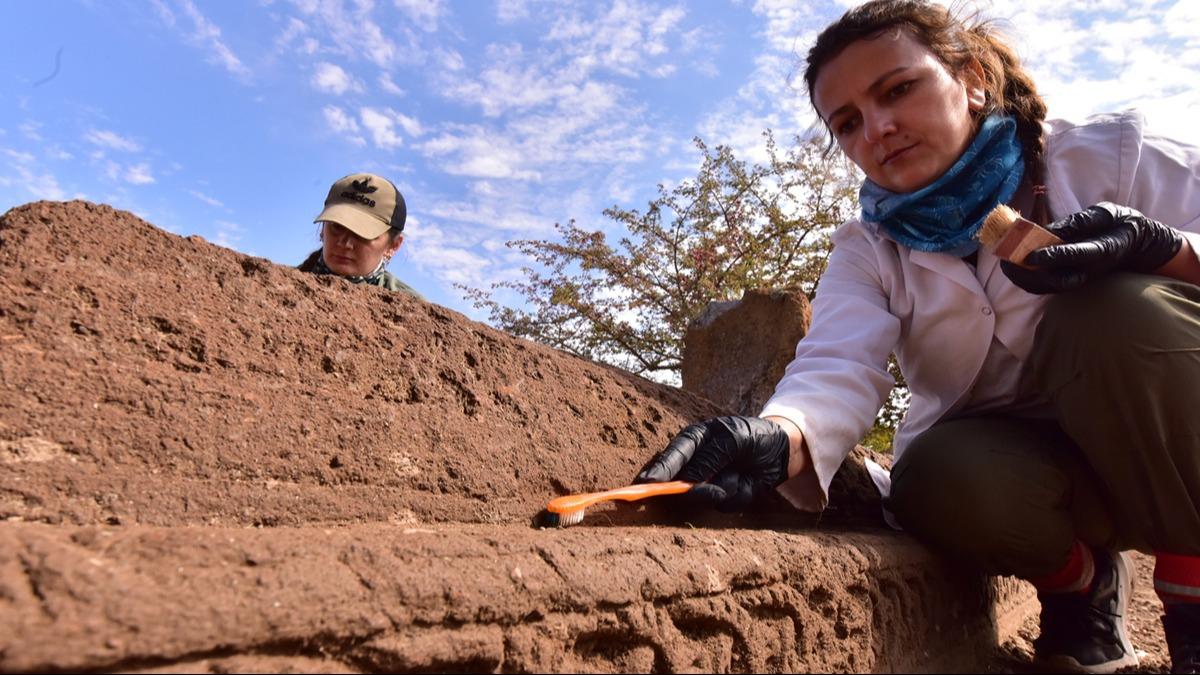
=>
[1031,540,1095,595]
[1155,552,1200,604]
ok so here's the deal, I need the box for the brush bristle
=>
[533,508,586,528]
[977,204,1021,248]
[552,509,585,527]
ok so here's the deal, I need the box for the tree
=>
[463,131,907,450]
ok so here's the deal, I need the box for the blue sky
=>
[3,0,1199,316]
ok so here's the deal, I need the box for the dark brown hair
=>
[804,0,1049,218]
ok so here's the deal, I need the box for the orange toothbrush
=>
[534,481,693,528]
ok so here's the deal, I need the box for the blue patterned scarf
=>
[859,114,1025,256]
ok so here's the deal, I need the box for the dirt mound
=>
[0,201,730,529]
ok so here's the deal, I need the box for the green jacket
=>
[367,270,424,299]
[297,251,424,300]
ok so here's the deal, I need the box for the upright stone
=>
[680,286,889,521]
[682,287,812,416]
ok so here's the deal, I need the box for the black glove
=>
[634,416,790,512]
[1001,202,1183,294]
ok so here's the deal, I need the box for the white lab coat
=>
[760,111,1200,513]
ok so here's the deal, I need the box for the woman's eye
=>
[888,81,913,98]
[836,116,859,136]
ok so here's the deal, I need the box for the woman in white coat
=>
[635,1,1200,672]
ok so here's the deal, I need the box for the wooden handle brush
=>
[977,204,1063,267]
[533,481,693,528]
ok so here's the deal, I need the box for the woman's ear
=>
[961,59,988,113]
[385,234,404,257]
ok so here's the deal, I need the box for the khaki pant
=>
[886,274,1200,579]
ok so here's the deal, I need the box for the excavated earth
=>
[0,200,1168,672]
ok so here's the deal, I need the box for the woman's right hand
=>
[1001,202,1184,293]
[634,416,791,512]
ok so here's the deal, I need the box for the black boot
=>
[1033,550,1137,673]
[1164,602,1200,674]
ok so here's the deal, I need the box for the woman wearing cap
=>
[298,172,422,298]
[634,1,1200,671]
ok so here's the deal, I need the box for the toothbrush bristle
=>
[555,509,585,527]
[532,507,587,528]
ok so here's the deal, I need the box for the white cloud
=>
[45,146,73,161]
[422,189,550,232]
[420,1,703,197]
[439,44,576,117]
[414,245,490,286]
[311,61,363,94]
[420,127,540,180]
[1164,0,1200,42]
[4,149,36,164]
[291,0,400,68]
[275,17,310,52]
[28,174,67,200]
[85,129,142,153]
[379,73,406,95]
[188,189,224,207]
[545,0,688,78]
[438,48,465,72]
[214,219,244,248]
[125,163,156,185]
[360,107,404,149]
[405,220,531,292]
[324,105,359,132]
[420,74,654,183]
[980,0,1200,139]
[150,0,177,28]
[394,0,446,32]
[394,111,423,137]
[9,162,66,201]
[698,107,787,165]
[323,105,367,146]
[170,0,251,78]
[18,122,42,141]
[353,107,423,149]
[495,0,529,23]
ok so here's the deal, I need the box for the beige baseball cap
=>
[313,173,406,239]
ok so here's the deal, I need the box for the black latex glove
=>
[634,416,790,512]
[1001,202,1183,294]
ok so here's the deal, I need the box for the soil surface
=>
[0,201,1175,672]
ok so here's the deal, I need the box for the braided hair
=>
[804,0,1050,222]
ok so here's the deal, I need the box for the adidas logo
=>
[340,178,378,208]
[350,178,378,194]
[340,191,377,208]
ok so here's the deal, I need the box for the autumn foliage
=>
[465,132,860,379]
